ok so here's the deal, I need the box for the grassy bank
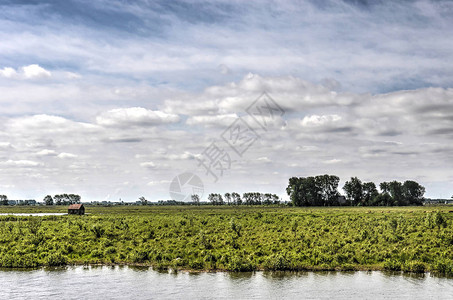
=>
[0,205,453,275]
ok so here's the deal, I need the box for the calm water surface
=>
[0,213,67,216]
[1,266,452,299]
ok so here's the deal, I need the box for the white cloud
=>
[22,64,51,79]
[140,161,156,169]
[0,160,43,167]
[0,67,18,78]
[167,152,200,160]
[147,180,171,186]
[301,115,342,127]
[58,152,78,159]
[186,114,238,127]
[1,71,453,199]
[65,72,81,79]
[36,149,57,156]
[0,64,51,80]
[96,107,180,127]
[0,142,13,149]
[323,159,342,164]
[257,157,271,162]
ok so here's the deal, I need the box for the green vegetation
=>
[0,205,453,275]
[287,175,426,206]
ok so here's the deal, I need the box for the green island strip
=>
[1,205,453,275]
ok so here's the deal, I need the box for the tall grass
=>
[0,206,452,275]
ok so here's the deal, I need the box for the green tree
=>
[379,182,390,194]
[287,175,339,206]
[191,194,200,205]
[139,196,148,205]
[224,193,231,205]
[286,177,304,206]
[373,193,393,206]
[208,193,223,205]
[402,180,425,205]
[362,182,378,206]
[242,193,252,205]
[388,181,404,205]
[263,193,273,205]
[54,195,63,205]
[379,181,404,206]
[0,195,8,205]
[68,194,81,204]
[316,175,340,206]
[231,192,241,205]
[44,195,53,205]
[343,177,363,206]
[272,194,280,205]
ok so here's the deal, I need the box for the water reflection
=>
[0,267,452,300]
[227,271,254,280]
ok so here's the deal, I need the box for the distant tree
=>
[302,176,320,206]
[402,180,425,205]
[191,194,200,206]
[208,193,223,205]
[373,193,393,206]
[362,182,379,206]
[379,182,391,194]
[68,194,81,204]
[139,196,148,205]
[217,194,224,205]
[316,175,340,206]
[44,195,53,205]
[224,193,231,205]
[53,194,80,205]
[343,177,363,206]
[388,181,404,206]
[287,175,340,206]
[272,194,280,205]
[54,195,63,205]
[286,177,305,206]
[263,193,272,205]
[242,193,253,205]
[253,192,263,205]
[231,192,241,205]
[0,195,8,205]
[208,193,215,205]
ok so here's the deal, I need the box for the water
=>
[0,267,452,299]
[0,213,67,216]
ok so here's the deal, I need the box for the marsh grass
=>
[0,205,452,275]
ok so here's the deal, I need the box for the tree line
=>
[287,175,426,206]
[43,194,81,205]
[201,192,281,206]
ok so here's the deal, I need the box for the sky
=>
[1,0,453,202]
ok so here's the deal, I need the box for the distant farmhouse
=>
[68,204,85,215]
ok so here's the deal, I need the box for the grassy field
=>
[0,205,453,275]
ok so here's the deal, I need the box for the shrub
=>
[434,212,447,228]
[264,254,291,271]
[230,218,242,237]
[433,260,453,276]
[189,260,204,270]
[402,261,426,273]
[105,246,117,255]
[45,252,67,266]
[128,250,149,263]
[383,259,401,271]
[91,224,105,239]
[226,256,255,272]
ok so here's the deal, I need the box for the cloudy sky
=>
[1,0,453,202]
